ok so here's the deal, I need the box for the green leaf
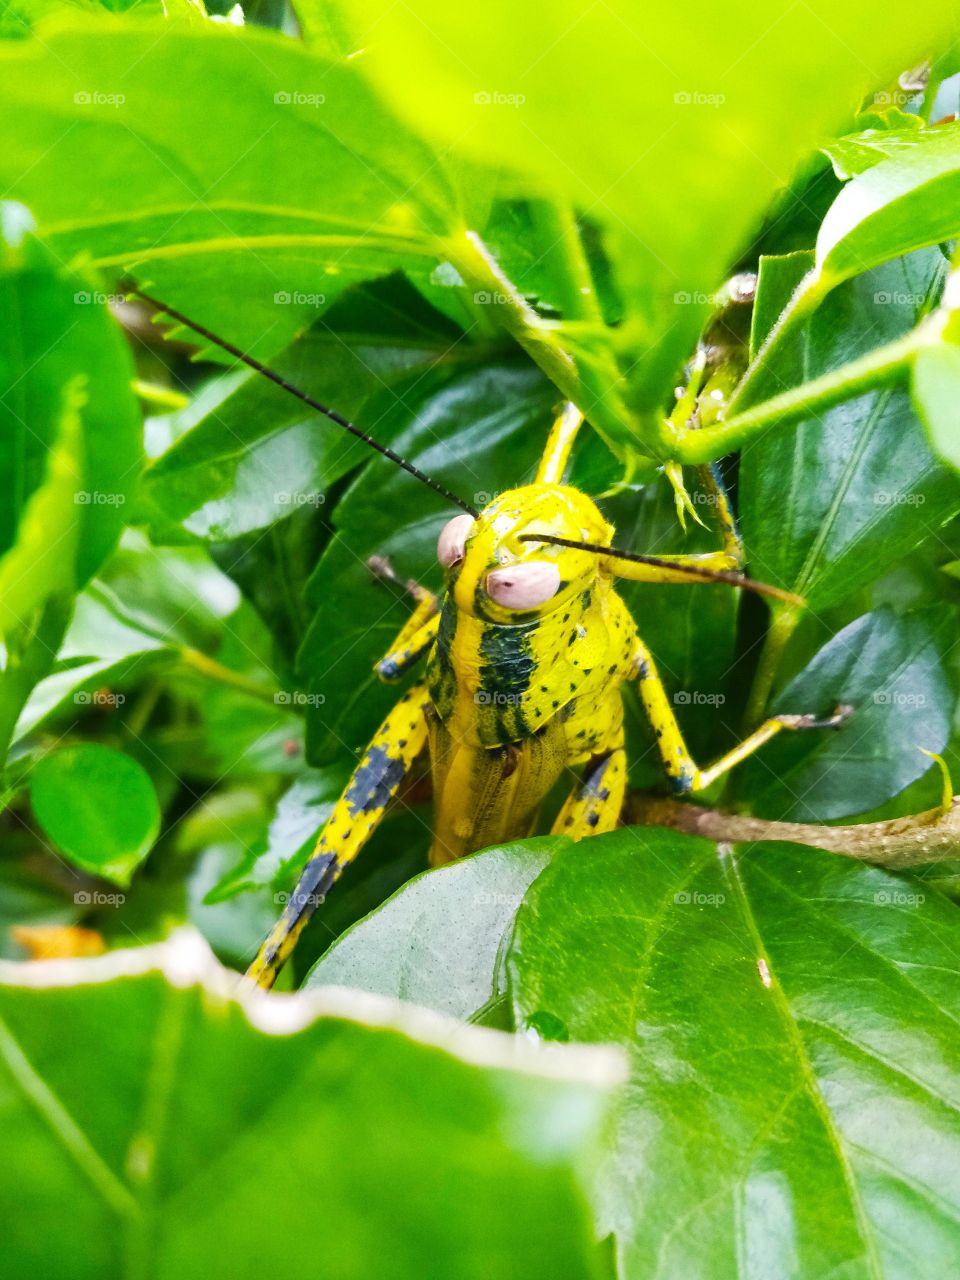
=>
[142,278,471,538]
[740,250,960,609]
[207,764,350,901]
[741,606,955,822]
[509,828,960,1280]
[0,228,141,605]
[13,532,244,743]
[306,837,563,1016]
[0,931,622,1279]
[29,744,161,884]
[0,20,464,361]
[0,220,141,761]
[323,0,957,409]
[0,0,163,39]
[822,120,926,181]
[818,121,960,286]
[913,340,960,470]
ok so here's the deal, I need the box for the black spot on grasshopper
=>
[344,745,408,815]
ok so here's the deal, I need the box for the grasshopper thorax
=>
[437,484,614,623]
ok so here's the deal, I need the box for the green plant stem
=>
[178,648,279,706]
[725,268,827,414]
[674,325,929,464]
[450,227,652,461]
[743,603,802,729]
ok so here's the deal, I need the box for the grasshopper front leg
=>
[632,637,850,793]
[245,686,431,988]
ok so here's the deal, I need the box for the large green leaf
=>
[306,836,562,1017]
[739,606,955,822]
[320,0,957,411]
[509,828,960,1280]
[0,931,622,1279]
[0,218,141,760]
[142,277,475,538]
[0,226,141,604]
[0,20,464,360]
[740,250,960,608]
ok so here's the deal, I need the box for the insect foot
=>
[776,704,854,732]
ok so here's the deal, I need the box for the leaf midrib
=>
[724,852,885,1280]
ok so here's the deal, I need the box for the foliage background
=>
[1,0,960,1276]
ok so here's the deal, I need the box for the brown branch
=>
[630,795,960,870]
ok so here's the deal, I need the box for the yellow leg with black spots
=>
[610,464,744,585]
[245,685,431,988]
[553,747,626,839]
[632,638,849,794]
[376,612,440,681]
[367,557,441,681]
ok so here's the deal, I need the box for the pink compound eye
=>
[486,562,561,609]
[437,514,475,568]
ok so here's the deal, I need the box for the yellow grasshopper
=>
[135,290,849,988]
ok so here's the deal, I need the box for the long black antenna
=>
[520,534,805,607]
[130,287,479,517]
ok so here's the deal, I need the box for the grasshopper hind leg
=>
[553,747,627,839]
[245,685,431,988]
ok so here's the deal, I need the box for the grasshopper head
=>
[437,485,614,620]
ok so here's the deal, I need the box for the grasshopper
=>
[134,289,849,989]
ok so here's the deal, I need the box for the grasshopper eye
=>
[486,562,561,609]
[437,514,475,568]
